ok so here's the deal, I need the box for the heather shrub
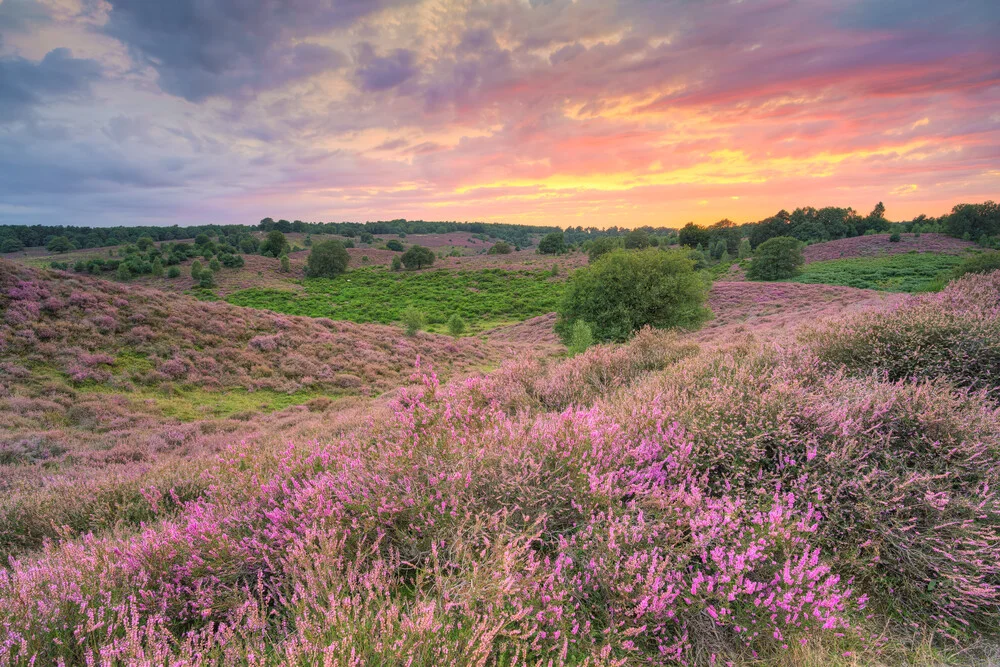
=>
[747,236,804,280]
[803,272,1000,396]
[556,248,709,343]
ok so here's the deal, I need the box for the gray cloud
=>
[353,43,419,92]
[103,0,409,101]
[0,48,102,122]
[0,0,50,32]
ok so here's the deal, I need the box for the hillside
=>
[802,232,975,263]
[2,269,999,665]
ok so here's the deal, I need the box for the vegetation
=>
[401,306,425,336]
[538,231,566,254]
[385,239,405,252]
[789,252,965,292]
[260,230,288,258]
[305,239,350,278]
[747,236,804,280]
[227,268,563,334]
[401,245,435,270]
[487,241,513,255]
[587,236,621,262]
[45,236,74,253]
[446,313,467,337]
[556,248,709,343]
[951,250,1000,279]
[566,319,593,356]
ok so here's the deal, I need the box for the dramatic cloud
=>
[0,48,101,121]
[0,0,997,227]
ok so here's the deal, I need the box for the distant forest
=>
[0,201,996,254]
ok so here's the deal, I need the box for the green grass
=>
[225,267,565,333]
[785,252,966,292]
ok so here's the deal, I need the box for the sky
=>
[0,0,998,229]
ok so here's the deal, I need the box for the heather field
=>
[801,233,976,264]
[3,245,1000,664]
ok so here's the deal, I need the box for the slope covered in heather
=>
[2,268,1000,665]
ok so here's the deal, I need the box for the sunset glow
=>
[1,0,998,227]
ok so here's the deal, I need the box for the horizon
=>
[1,0,998,228]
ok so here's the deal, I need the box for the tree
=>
[306,240,350,278]
[260,230,287,257]
[280,254,291,273]
[137,236,155,251]
[151,258,164,277]
[360,232,375,244]
[401,245,435,269]
[240,237,259,254]
[446,314,467,337]
[488,241,513,255]
[199,271,216,288]
[386,239,405,252]
[194,233,211,246]
[746,236,804,281]
[555,249,710,343]
[588,237,621,262]
[391,256,402,271]
[0,237,24,253]
[190,260,202,279]
[624,229,650,249]
[47,236,74,253]
[116,264,131,281]
[677,223,710,249]
[401,306,425,336]
[737,238,752,259]
[208,258,221,272]
[167,266,181,278]
[538,232,566,255]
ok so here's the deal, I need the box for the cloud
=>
[353,43,419,92]
[0,48,102,122]
[0,0,50,32]
[102,0,407,101]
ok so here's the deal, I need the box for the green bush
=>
[151,258,164,277]
[401,306,425,336]
[555,249,709,343]
[191,260,203,280]
[306,240,350,278]
[737,238,752,259]
[199,271,216,288]
[446,314,467,337]
[280,254,290,273]
[624,229,650,249]
[889,232,901,243]
[46,236,74,253]
[588,237,621,262]
[746,236,804,281]
[487,241,513,255]
[209,258,221,272]
[386,239,405,252]
[566,320,593,356]
[951,251,1000,279]
[401,245,435,270]
[538,232,565,255]
[260,230,287,258]
[167,266,181,279]
[391,256,402,271]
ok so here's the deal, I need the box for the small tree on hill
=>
[137,236,155,251]
[209,258,221,272]
[402,245,435,269]
[538,232,565,255]
[401,306,425,336]
[191,260,202,280]
[306,239,350,278]
[588,237,621,262]
[47,236,74,253]
[488,241,513,255]
[261,230,287,258]
[447,313,467,337]
[386,239,405,252]
[556,249,709,343]
[746,236,804,281]
[199,271,216,288]
[151,258,164,277]
[391,256,402,271]
[280,254,291,273]
[1,237,24,253]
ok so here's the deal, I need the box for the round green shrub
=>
[746,236,804,281]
